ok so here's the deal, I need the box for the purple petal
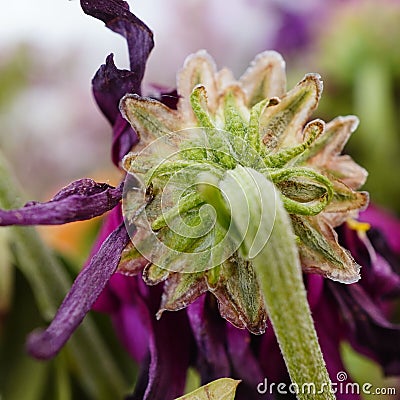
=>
[81,0,154,165]
[26,223,130,359]
[338,223,400,299]
[225,324,266,400]
[187,294,231,381]
[329,281,400,375]
[92,54,139,124]
[360,205,400,254]
[112,113,139,166]
[312,280,361,400]
[80,0,154,77]
[141,306,192,400]
[91,205,124,313]
[91,56,139,165]
[0,179,122,226]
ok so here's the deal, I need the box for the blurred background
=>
[1,0,400,399]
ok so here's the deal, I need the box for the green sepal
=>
[223,88,248,138]
[291,214,360,283]
[120,94,181,142]
[143,263,170,285]
[259,74,322,153]
[268,167,334,216]
[190,85,214,129]
[157,272,208,318]
[325,179,369,213]
[264,119,324,168]
[208,255,267,334]
[247,98,269,153]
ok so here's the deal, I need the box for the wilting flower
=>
[119,45,368,335]
[1,1,400,399]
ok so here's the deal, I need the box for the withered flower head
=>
[119,50,369,335]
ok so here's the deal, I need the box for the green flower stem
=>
[203,166,335,400]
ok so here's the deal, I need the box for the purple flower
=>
[1,1,400,399]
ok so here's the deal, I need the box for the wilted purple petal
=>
[91,56,140,165]
[338,220,400,299]
[0,179,123,226]
[92,54,138,124]
[225,324,266,400]
[112,113,139,166]
[360,205,400,254]
[141,308,192,400]
[311,280,361,400]
[329,281,400,376]
[106,273,152,363]
[81,0,154,165]
[80,0,153,76]
[187,294,231,381]
[26,223,130,359]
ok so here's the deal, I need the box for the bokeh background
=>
[1,0,400,399]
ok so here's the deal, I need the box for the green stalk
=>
[203,166,335,400]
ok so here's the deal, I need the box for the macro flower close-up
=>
[1,1,400,399]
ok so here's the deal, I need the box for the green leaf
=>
[174,378,240,400]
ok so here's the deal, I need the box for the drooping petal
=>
[225,324,265,399]
[329,281,400,375]
[127,283,192,400]
[26,223,130,359]
[81,0,154,165]
[109,274,152,363]
[142,310,192,400]
[0,179,123,226]
[360,204,400,254]
[81,0,154,77]
[338,222,400,299]
[91,205,125,313]
[92,54,138,124]
[187,294,231,382]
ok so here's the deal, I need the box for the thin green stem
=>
[207,166,335,400]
